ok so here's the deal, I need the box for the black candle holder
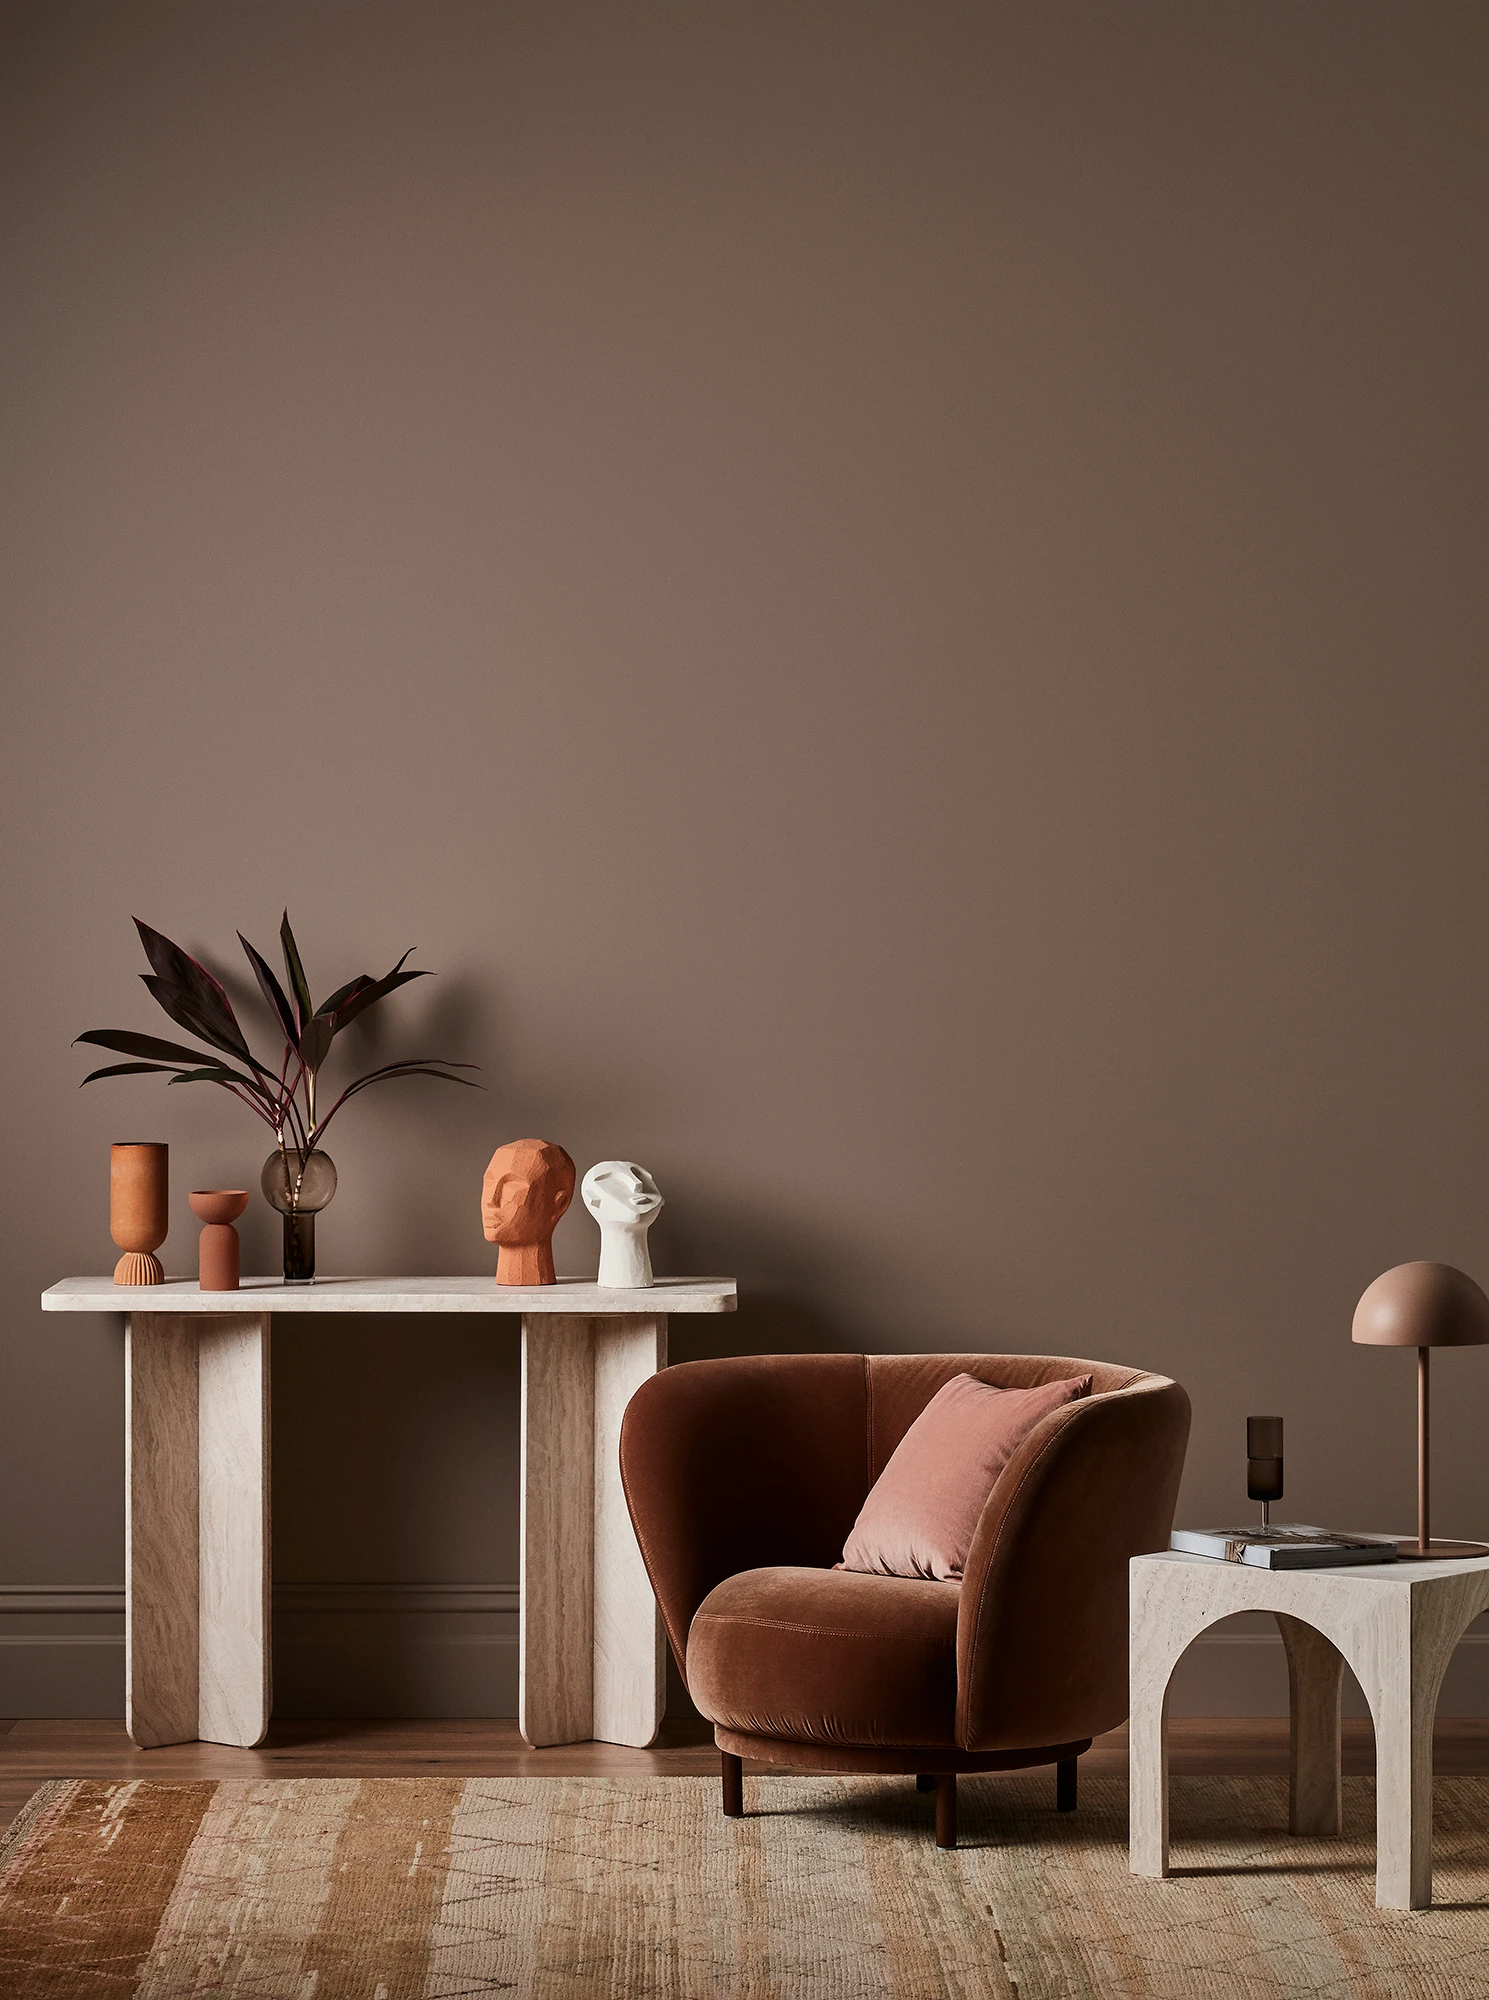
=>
[1247,1415,1284,1530]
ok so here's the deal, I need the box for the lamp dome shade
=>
[1352,1261,1489,1348]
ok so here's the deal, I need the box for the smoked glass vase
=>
[261,1149,337,1283]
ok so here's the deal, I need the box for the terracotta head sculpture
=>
[482,1138,575,1285]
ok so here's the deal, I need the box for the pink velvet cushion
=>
[839,1371,1092,1580]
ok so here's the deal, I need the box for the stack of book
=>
[1169,1524,1401,1569]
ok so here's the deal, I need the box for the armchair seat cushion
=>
[687,1564,961,1748]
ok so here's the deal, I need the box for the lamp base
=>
[1395,1538,1489,1561]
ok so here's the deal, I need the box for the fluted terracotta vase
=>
[111,1142,168,1285]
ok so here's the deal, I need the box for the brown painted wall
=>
[4,4,1489,1704]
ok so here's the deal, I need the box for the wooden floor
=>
[3,1716,1489,1835]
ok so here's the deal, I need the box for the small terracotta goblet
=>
[190,1189,249,1292]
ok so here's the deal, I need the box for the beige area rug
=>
[2,1773,1489,1999]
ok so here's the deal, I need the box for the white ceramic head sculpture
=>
[582,1160,663,1288]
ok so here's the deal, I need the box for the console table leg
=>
[125,1316,200,1747]
[519,1316,596,1746]
[1276,1613,1343,1836]
[520,1313,670,1748]
[593,1315,667,1747]
[125,1312,270,1749]
[197,1315,271,1747]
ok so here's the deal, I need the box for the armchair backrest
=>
[863,1351,1146,1478]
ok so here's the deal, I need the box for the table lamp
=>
[1352,1261,1489,1560]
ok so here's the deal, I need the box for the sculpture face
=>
[582,1160,664,1228]
[482,1139,575,1244]
[481,1138,575,1285]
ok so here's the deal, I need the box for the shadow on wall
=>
[670,1292,853,1367]
[666,1185,879,1360]
[659,1190,1030,1364]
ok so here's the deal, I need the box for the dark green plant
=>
[77,915,479,1176]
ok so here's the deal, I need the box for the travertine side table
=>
[42,1275,735,1754]
[1129,1548,1489,1910]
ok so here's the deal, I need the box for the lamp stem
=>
[1417,1345,1430,1556]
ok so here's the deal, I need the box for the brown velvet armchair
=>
[620,1351,1190,1847]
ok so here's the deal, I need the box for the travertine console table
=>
[42,1276,736,1754]
[1130,1548,1489,1911]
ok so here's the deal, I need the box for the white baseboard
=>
[1,1589,1485,1722]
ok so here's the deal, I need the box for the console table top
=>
[42,1275,737,1315]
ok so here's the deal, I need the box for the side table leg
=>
[125,1315,200,1747]
[592,1315,667,1747]
[1276,1613,1343,1836]
[197,1315,271,1747]
[1128,1675,1171,1877]
[1373,1686,1433,1911]
[519,1315,596,1746]
[1128,1563,1190,1879]
[1370,1593,1451,1912]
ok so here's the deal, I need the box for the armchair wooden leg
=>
[916,1773,935,1793]
[1057,1757,1078,1813]
[934,1773,957,1849]
[721,1751,744,1818]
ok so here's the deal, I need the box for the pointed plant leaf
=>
[158,1069,281,1130]
[279,912,313,1033]
[315,974,373,1020]
[133,919,251,1059]
[309,1065,481,1146]
[140,976,249,1061]
[80,1061,193,1084]
[331,1061,482,1103]
[347,1066,481,1090]
[80,1027,273,1101]
[328,967,431,1033]
[139,979,280,1086]
[297,1016,333,1072]
[185,1063,274,1096]
[239,933,299,1046]
[344,1056,479,1082]
[78,1027,222,1066]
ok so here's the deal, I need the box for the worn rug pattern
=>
[2,1773,1489,1997]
